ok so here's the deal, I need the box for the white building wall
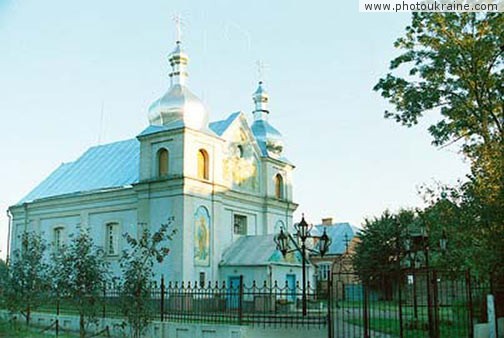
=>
[88,208,137,277]
[10,117,298,285]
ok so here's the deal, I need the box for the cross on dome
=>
[256,60,266,83]
[173,13,184,43]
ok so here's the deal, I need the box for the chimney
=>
[321,217,333,226]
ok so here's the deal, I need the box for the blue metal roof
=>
[209,112,240,136]
[312,223,358,255]
[17,111,289,206]
[18,139,140,204]
[250,119,282,157]
[220,235,302,266]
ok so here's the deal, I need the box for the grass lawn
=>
[346,316,470,337]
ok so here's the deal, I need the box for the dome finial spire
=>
[168,15,188,86]
[256,60,266,84]
[253,60,269,121]
[173,13,183,43]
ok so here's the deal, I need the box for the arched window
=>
[157,148,169,176]
[197,149,209,180]
[275,174,284,199]
[237,145,244,158]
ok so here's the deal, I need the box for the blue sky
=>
[0,0,469,258]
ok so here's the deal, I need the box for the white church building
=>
[7,37,308,286]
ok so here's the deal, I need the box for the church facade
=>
[8,38,303,285]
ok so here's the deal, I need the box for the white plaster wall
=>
[264,160,293,201]
[139,130,184,181]
[39,214,80,254]
[218,266,269,287]
[88,209,137,277]
[149,193,184,282]
[183,130,223,184]
[0,310,327,338]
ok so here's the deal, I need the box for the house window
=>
[318,263,331,281]
[275,174,284,199]
[157,148,169,176]
[106,223,119,256]
[54,227,63,252]
[233,214,247,235]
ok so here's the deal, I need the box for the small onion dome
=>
[251,119,284,156]
[147,41,209,130]
[251,81,283,157]
[253,81,269,113]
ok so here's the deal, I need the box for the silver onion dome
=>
[148,41,209,130]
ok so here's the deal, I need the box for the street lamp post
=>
[404,219,448,338]
[274,215,331,316]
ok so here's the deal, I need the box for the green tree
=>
[353,210,414,299]
[119,219,176,338]
[374,12,504,276]
[51,228,109,338]
[0,258,7,305]
[374,13,502,155]
[4,232,49,326]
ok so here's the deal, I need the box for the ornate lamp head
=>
[274,228,290,257]
[295,215,311,241]
[318,228,332,257]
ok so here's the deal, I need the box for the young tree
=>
[119,219,176,338]
[4,232,49,326]
[51,227,109,338]
[353,210,414,299]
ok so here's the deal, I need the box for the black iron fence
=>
[6,277,328,329]
[2,270,502,337]
[162,277,327,327]
[329,269,503,338]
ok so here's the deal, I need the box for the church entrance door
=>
[227,276,241,309]
[286,274,296,302]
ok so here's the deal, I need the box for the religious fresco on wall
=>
[194,206,211,266]
[223,129,259,191]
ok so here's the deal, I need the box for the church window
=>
[233,214,247,235]
[199,272,206,287]
[157,148,169,176]
[237,145,244,158]
[197,149,209,180]
[275,174,284,199]
[317,263,331,281]
[53,227,63,252]
[106,223,119,256]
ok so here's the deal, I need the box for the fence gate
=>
[329,269,491,338]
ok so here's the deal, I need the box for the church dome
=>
[251,119,284,156]
[148,84,209,129]
[250,81,284,157]
[148,41,209,130]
